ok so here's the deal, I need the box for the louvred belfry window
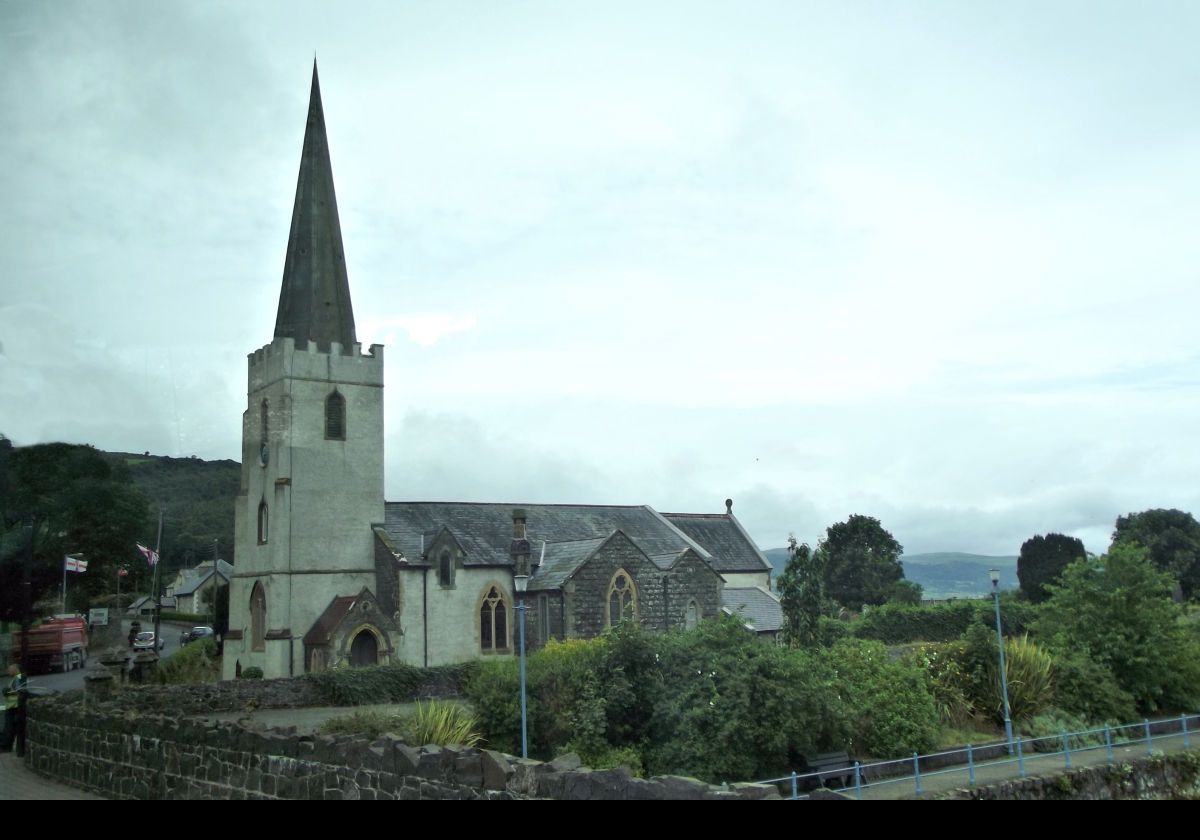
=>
[325,391,346,440]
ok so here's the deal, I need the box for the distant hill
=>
[763,548,1018,600]
[109,451,240,573]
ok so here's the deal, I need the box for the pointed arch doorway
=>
[349,629,379,667]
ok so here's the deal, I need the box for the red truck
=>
[10,617,89,674]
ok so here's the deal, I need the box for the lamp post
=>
[514,573,529,759]
[990,568,1014,753]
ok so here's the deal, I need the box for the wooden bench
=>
[803,752,856,790]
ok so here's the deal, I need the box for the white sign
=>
[89,608,110,627]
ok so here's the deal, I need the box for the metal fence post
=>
[967,744,975,787]
[913,753,922,796]
[1183,714,1190,749]
[854,762,862,800]
[1016,736,1025,779]
[1104,724,1113,764]
[1145,719,1153,756]
[791,770,797,800]
[1062,731,1072,770]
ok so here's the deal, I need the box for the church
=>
[222,66,781,680]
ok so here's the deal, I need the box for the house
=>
[164,560,233,615]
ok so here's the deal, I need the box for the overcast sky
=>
[3,1,1199,557]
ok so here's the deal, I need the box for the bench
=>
[803,752,856,790]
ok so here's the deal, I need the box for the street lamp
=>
[990,568,1014,753]
[514,573,529,759]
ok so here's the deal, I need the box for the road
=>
[24,620,186,695]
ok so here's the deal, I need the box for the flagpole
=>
[153,509,163,655]
[61,555,67,614]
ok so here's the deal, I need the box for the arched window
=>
[685,599,700,630]
[606,569,638,628]
[250,582,266,652]
[257,499,269,544]
[480,586,509,653]
[260,399,269,446]
[439,551,453,588]
[325,391,346,440]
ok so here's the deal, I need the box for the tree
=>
[816,514,905,610]
[1017,533,1086,603]
[0,443,151,622]
[1111,509,1200,600]
[1035,544,1200,713]
[777,536,825,648]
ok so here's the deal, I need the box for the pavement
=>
[825,730,1198,799]
[0,752,103,800]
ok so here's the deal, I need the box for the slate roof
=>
[661,513,771,574]
[172,560,234,597]
[379,503,710,569]
[303,595,358,646]
[721,587,784,634]
[378,502,771,594]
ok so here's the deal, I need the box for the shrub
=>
[822,639,939,758]
[908,642,975,726]
[239,666,264,680]
[404,700,481,748]
[961,626,1054,725]
[304,661,475,705]
[1022,709,1103,752]
[156,638,220,684]
[318,701,481,747]
[1051,650,1136,725]
[853,601,977,644]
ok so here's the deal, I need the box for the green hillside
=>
[110,451,240,573]
[764,548,1017,599]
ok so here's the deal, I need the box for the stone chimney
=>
[511,509,530,576]
[725,498,733,515]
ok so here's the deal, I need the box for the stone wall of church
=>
[663,552,724,628]
[564,533,668,639]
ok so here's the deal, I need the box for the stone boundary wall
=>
[927,751,1200,800]
[25,699,778,801]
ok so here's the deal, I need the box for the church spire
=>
[274,60,357,352]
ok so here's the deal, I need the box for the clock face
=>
[259,444,270,467]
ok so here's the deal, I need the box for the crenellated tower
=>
[223,63,386,679]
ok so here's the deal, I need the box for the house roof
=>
[172,559,234,596]
[721,587,784,633]
[661,513,771,574]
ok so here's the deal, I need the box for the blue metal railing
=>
[761,711,1200,799]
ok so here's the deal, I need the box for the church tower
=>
[224,63,386,679]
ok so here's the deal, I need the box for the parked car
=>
[180,626,214,646]
[132,631,164,652]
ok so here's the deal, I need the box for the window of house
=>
[257,499,269,544]
[480,586,509,652]
[606,570,638,628]
[439,550,453,588]
[325,391,346,440]
[685,599,700,630]
[250,582,266,652]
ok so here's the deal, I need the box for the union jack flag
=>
[136,544,159,567]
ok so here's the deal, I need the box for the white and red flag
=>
[64,556,88,573]
[136,544,159,567]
